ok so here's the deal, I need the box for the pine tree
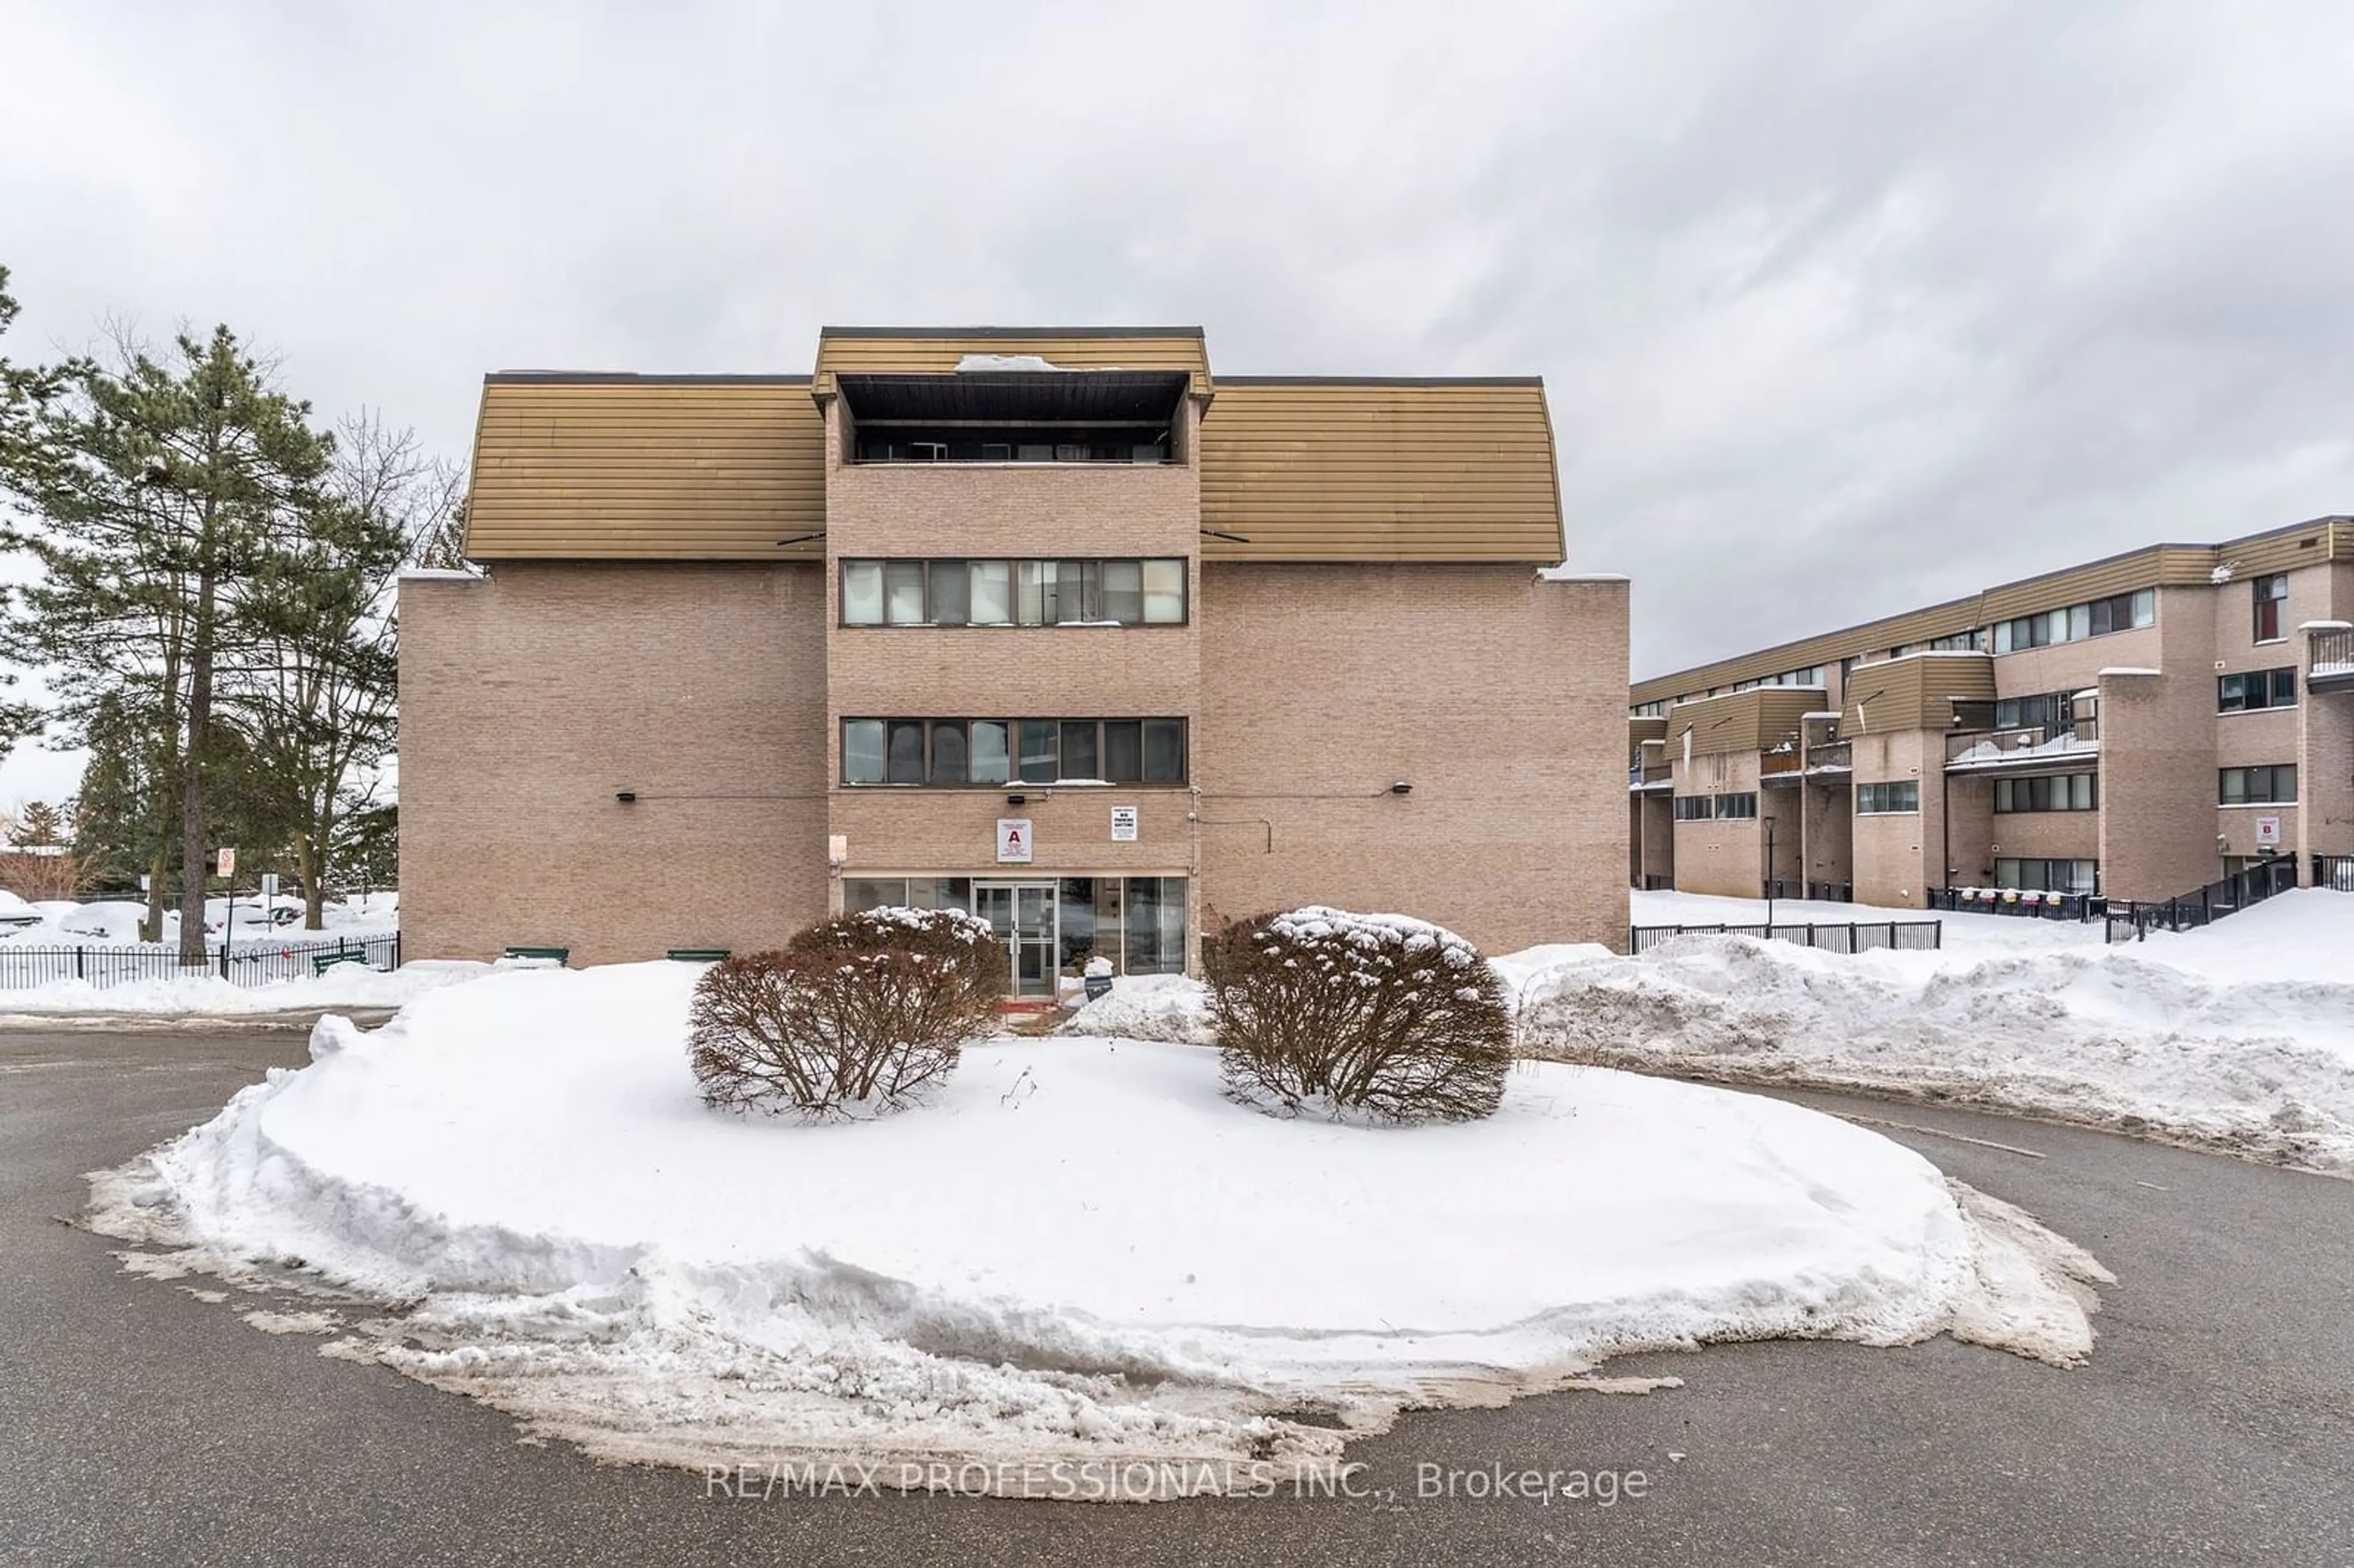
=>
[2,326,332,962]
[236,414,443,927]
[70,692,168,890]
[8,799,67,848]
[0,265,70,754]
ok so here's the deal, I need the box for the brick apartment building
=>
[1627,517,2354,907]
[400,328,1628,988]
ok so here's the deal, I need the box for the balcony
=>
[1946,717,2100,772]
[840,369,1187,465]
[2309,622,2354,692]
[1627,763,1673,791]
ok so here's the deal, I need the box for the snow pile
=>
[1516,913,2354,1171]
[954,352,1065,373]
[91,961,2100,1494]
[0,959,489,1017]
[1057,972,1213,1042]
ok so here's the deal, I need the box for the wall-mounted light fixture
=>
[1388,781,1413,796]
[615,791,637,804]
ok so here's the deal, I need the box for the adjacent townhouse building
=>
[401,328,1629,991]
[1628,517,2354,907]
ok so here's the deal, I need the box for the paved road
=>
[2,1026,2348,1567]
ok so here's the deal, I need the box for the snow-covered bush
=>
[1202,906,1512,1123]
[688,908,1000,1119]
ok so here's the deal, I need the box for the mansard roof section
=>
[1197,378,1565,564]
[464,374,826,560]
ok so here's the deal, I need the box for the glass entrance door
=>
[973,882,1058,997]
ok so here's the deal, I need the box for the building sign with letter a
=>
[996,819,1033,863]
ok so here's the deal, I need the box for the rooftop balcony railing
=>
[1945,717,2099,771]
[2310,623,2354,690]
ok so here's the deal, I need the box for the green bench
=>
[501,945,571,965]
[311,950,372,976]
[666,948,731,962]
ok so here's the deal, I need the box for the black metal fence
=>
[1629,919,1943,956]
[1928,887,2103,921]
[2315,855,2354,893]
[0,932,400,992]
[2104,858,2298,943]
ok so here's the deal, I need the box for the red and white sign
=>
[216,846,237,877]
[996,818,1033,864]
[2255,816,2282,849]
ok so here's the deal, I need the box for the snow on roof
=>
[2099,666,2161,677]
[400,567,482,582]
[955,353,1066,373]
[1802,710,1842,720]
[2299,619,2353,632]
[1535,567,1631,582]
[2071,689,2100,701]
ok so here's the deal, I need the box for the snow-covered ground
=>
[0,958,489,1018]
[1588,889,2354,1171]
[1072,890,2354,1172]
[93,961,2104,1496]
[0,890,399,948]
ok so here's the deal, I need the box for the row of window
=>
[842,718,1187,786]
[2218,668,2296,712]
[2220,765,2296,805]
[1673,792,1759,821]
[1856,781,1920,815]
[1992,589,2156,653]
[840,558,1187,627]
[1997,858,2098,894]
[1994,692,2080,732]
[840,875,1189,976]
[854,436,1171,465]
[1995,773,2097,813]
[1732,666,1825,693]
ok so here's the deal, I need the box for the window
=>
[1017,720,1059,782]
[846,877,973,915]
[1142,560,1186,623]
[2218,668,2297,713]
[1143,719,1186,782]
[1856,780,1920,815]
[1995,858,2098,894]
[2219,765,2296,805]
[1994,692,2074,733]
[1992,588,2153,653]
[2253,573,2287,642]
[970,721,1010,785]
[929,721,968,785]
[1124,877,1188,975]
[1674,796,1713,822]
[970,561,1011,624]
[839,559,1186,626]
[841,561,885,625]
[840,719,1188,785]
[1631,700,1666,718]
[842,720,885,784]
[1713,792,1759,820]
[1930,630,1986,652]
[884,561,926,625]
[885,720,926,784]
[1995,773,2097,813]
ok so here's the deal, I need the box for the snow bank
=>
[1516,927,2354,1171]
[92,961,2097,1494]
[0,959,488,1017]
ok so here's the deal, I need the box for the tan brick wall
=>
[2095,599,2220,900]
[1632,793,1675,884]
[1847,731,1935,905]
[1668,752,1762,897]
[1198,565,1629,954]
[398,563,830,963]
[1799,782,1851,892]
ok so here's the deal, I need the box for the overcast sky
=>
[5,1,2353,803]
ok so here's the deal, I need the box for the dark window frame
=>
[2252,573,2288,643]
[2219,764,2297,805]
[2217,667,2298,714]
[1856,780,1921,815]
[838,558,1190,628]
[839,718,1190,787]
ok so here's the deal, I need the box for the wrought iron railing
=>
[1629,919,1941,956]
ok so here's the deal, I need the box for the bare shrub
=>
[688,908,1000,1119]
[1202,906,1512,1124]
